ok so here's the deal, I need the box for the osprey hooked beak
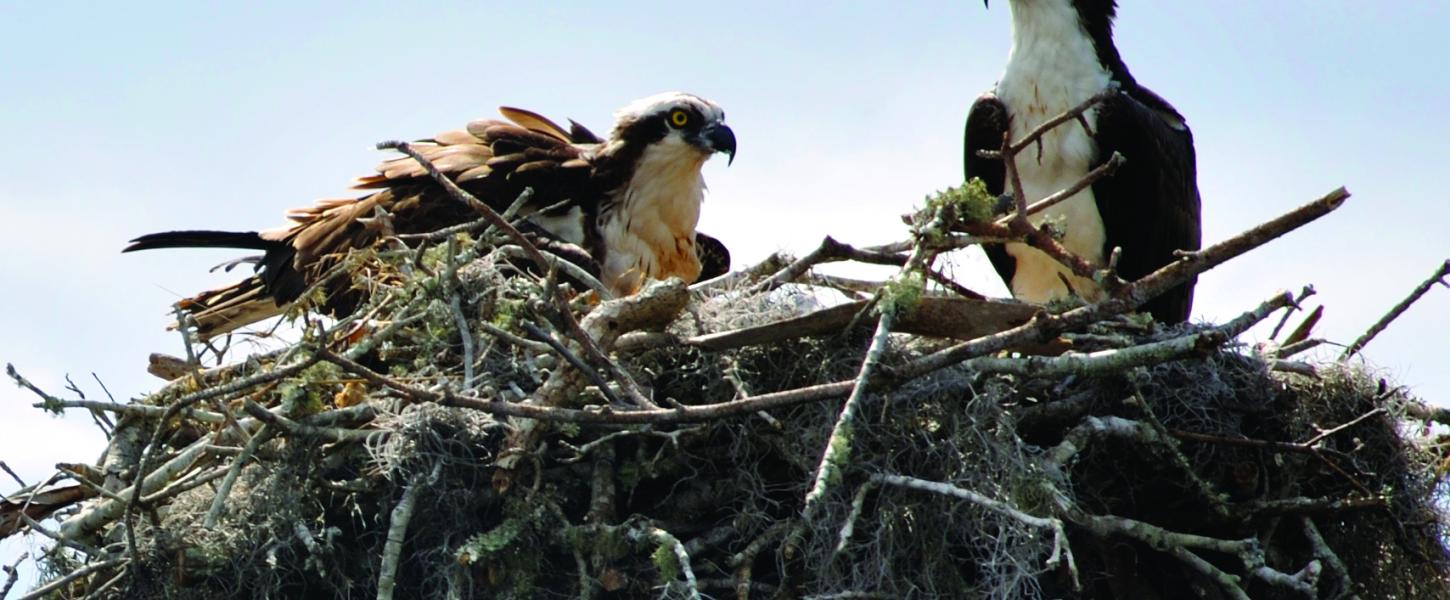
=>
[698,121,737,166]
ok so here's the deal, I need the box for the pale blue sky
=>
[2,1,1447,588]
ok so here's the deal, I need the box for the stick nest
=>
[4,143,1446,599]
[6,234,1446,600]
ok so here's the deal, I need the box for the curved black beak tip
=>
[983,0,989,7]
[705,123,737,166]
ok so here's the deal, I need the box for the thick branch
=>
[376,464,439,600]
[799,308,894,523]
[58,436,214,540]
[904,188,1348,379]
[1300,516,1362,600]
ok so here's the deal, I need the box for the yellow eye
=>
[669,109,690,127]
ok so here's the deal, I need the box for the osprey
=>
[125,92,737,339]
[966,0,1201,322]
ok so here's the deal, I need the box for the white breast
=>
[598,135,707,296]
[995,0,1112,304]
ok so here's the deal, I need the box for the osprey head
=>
[609,92,737,165]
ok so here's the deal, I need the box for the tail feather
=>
[123,230,272,253]
[176,277,284,340]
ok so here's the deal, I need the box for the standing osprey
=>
[125,92,737,339]
[966,0,1201,322]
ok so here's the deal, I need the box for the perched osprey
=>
[966,0,1201,322]
[125,92,737,339]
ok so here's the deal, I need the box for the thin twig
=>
[393,213,493,244]
[1072,508,1318,598]
[1,552,25,600]
[834,481,877,555]
[1275,338,1326,360]
[1238,495,1385,517]
[0,463,24,489]
[441,235,479,389]
[1341,258,1449,359]
[1269,285,1317,341]
[1302,408,1386,448]
[925,267,987,299]
[979,87,1121,160]
[140,465,229,505]
[35,400,226,424]
[477,321,551,352]
[961,326,1228,378]
[1282,305,1323,348]
[749,236,906,295]
[15,507,98,555]
[81,567,130,600]
[5,364,63,414]
[1167,545,1251,600]
[1125,391,1232,519]
[870,474,1077,586]
[240,400,379,444]
[993,151,1125,226]
[1170,429,1375,497]
[495,245,611,299]
[204,425,275,528]
[448,294,477,388]
[15,557,125,600]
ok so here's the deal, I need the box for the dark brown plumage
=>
[967,0,1200,323]
[126,93,736,339]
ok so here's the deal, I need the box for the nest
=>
[3,136,1447,599]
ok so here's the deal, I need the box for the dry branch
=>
[13,557,125,600]
[58,435,215,540]
[680,296,1043,352]
[203,424,273,528]
[1342,258,1450,359]
[906,188,1349,379]
[377,464,440,600]
[868,474,1077,585]
[748,236,906,295]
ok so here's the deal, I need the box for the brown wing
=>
[126,106,605,339]
[1,484,96,539]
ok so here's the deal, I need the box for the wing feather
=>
[128,103,605,338]
[498,106,572,142]
[963,93,1015,286]
[1091,89,1202,323]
